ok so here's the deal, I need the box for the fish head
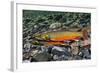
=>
[33,33,50,40]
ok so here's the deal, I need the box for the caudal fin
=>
[82,28,89,40]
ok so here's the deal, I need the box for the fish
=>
[33,28,89,46]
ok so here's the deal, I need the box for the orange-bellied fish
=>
[33,29,88,45]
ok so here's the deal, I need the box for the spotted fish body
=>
[33,27,89,45]
[35,31,82,40]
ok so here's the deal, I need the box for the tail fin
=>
[82,28,89,40]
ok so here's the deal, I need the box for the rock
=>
[65,45,71,52]
[41,46,48,53]
[47,46,53,54]
[36,46,41,50]
[30,49,39,56]
[71,47,79,55]
[24,42,31,49]
[30,57,38,62]
[73,55,82,60]
[52,46,65,52]
[23,52,30,62]
[33,52,52,61]
[70,41,80,55]
[51,46,72,60]
[49,23,63,29]
[34,25,38,29]
[53,55,59,60]
[81,49,91,59]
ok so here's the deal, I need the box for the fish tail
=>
[82,28,89,40]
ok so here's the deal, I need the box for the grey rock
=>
[49,23,63,29]
[33,52,52,61]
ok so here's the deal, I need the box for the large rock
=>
[51,46,71,60]
[33,52,52,61]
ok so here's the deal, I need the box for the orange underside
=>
[47,36,80,45]
[52,36,79,41]
[47,42,64,45]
